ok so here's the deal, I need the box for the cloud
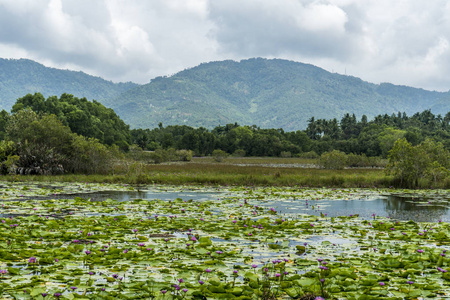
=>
[0,0,449,91]
[208,0,358,60]
[207,0,450,91]
[0,0,216,83]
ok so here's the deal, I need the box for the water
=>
[269,195,450,222]
[7,188,450,222]
[13,189,226,202]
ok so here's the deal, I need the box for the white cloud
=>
[0,0,449,90]
[296,3,348,33]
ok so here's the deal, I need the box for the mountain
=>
[1,57,449,131]
[111,58,450,130]
[0,58,138,111]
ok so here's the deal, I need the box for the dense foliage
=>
[11,93,131,149]
[0,58,137,113]
[131,110,450,158]
[0,91,448,187]
[1,109,113,175]
[387,138,450,187]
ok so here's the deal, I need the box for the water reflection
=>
[84,191,450,222]
[56,189,225,202]
[7,188,449,222]
[382,195,449,222]
[270,195,449,222]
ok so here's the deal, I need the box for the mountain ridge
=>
[0,57,448,130]
[0,58,138,111]
[111,58,449,130]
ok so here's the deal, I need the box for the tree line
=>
[131,111,450,158]
[0,93,448,187]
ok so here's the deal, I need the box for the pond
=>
[1,182,450,299]
[29,187,450,223]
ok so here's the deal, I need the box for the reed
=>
[0,159,404,188]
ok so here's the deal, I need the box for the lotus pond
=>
[0,182,449,299]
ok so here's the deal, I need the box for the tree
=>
[318,150,348,170]
[12,93,131,150]
[387,138,450,187]
[6,110,73,174]
[377,127,406,157]
[0,140,17,174]
[0,110,9,141]
[340,113,358,139]
[306,117,320,140]
[5,109,114,174]
[11,93,46,114]
[386,138,418,187]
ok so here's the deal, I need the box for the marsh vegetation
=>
[0,183,450,299]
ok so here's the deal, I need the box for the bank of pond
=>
[0,182,449,299]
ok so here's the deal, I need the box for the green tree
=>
[69,135,112,174]
[12,93,131,149]
[340,113,358,139]
[306,117,320,140]
[387,138,449,187]
[6,110,73,174]
[318,150,348,170]
[378,127,406,157]
[386,138,417,187]
[0,110,9,141]
[212,149,227,162]
[0,140,17,174]
[11,93,46,114]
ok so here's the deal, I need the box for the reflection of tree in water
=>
[383,195,449,222]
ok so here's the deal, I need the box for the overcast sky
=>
[1,0,449,91]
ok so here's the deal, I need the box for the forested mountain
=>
[111,58,450,130]
[0,58,137,111]
[1,57,449,131]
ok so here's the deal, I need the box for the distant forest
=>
[1,93,449,159]
[131,110,450,158]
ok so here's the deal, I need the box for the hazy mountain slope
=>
[1,57,448,130]
[0,58,137,111]
[112,58,449,130]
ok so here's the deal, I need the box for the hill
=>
[111,58,450,130]
[0,58,137,111]
[1,58,449,131]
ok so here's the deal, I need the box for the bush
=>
[148,148,193,164]
[387,138,450,187]
[280,151,292,158]
[177,150,193,161]
[212,149,228,162]
[232,149,246,157]
[319,150,348,170]
[296,151,319,159]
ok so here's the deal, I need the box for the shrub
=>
[296,151,319,159]
[177,150,193,161]
[280,151,292,158]
[232,149,246,157]
[319,150,348,170]
[212,149,228,162]
[387,138,450,187]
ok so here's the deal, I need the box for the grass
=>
[1,157,397,188]
[191,156,317,165]
[3,157,446,188]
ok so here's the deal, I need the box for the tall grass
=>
[1,160,401,188]
[3,157,446,188]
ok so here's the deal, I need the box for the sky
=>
[0,0,450,92]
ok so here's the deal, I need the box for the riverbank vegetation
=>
[0,93,448,188]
